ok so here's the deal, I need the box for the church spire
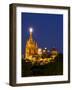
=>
[29,27,33,40]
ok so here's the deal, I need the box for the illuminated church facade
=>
[25,28,38,59]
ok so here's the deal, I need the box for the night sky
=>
[21,13,63,55]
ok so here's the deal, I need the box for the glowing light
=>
[38,48,42,55]
[45,48,47,49]
[29,27,33,32]
[43,50,45,52]
[38,48,42,52]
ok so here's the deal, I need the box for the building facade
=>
[25,28,38,59]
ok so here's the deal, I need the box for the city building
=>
[50,48,58,59]
[25,28,38,59]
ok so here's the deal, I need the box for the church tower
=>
[25,28,38,59]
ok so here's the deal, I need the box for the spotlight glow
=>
[29,27,33,32]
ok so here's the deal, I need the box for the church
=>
[25,28,38,59]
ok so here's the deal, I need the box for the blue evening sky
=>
[21,13,63,55]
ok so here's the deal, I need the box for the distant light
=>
[45,48,47,49]
[29,27,33,32]
[38,48,42,55]
[43,50,45,52]
[38,48,42,52]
